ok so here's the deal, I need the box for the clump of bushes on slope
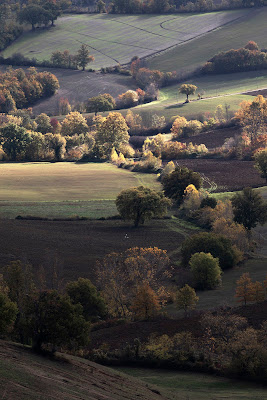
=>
[202,41,267,74]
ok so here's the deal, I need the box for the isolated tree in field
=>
[162,166,202,206]
[254,149,267,182]
[181,232,239,270]
[77,44,95,71]
[61,112,89,136]
[189,252,222,290]
[176,284,199,317]
[0,123,32,161]
[179,84,197,103]
[96,112,129,153]
[116,186,171,227]
[66,278,106,321]
[131,283,160,320]
[235,273,254,305]
[0,292,18,335]
[25,290,90,353]
[231,187,267,231]
[96,247,171,318]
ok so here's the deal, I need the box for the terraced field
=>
[2,9,250,69]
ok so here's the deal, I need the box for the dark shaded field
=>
[0,341,171,400]
[176,159,266,192]
[0,219,185,282]
[183,126,241,149]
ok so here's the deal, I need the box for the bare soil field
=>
[1,66,134,116]
[183,126,241,149]
[176,159,266,192]
[0,341,171,400]
[0,219,185,282]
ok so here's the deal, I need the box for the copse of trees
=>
[18,0,70,30]
[0,67,59,112]
[202,42,267,74]
[181,232,240,270]
[162,166,202,206]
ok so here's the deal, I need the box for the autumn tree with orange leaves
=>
[96,247,172,318]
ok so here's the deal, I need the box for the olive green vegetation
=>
[148,7,267,72]
[2,9,250,70]
[0,162,160,219]
[115,367,267,400]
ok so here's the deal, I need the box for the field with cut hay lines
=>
[3,9,250,69]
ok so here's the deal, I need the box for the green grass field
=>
[148,7,267,72]
[0,162,160,218]
[115,368,267,400]
[132,70,267,121]
[2,9,250,69]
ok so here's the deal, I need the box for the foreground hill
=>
[0,340,174,400]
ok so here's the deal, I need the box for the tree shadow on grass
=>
[166,103,186,110]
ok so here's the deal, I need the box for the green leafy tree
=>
[231,187,267,231]
[66,278,106,321]
[35,113,52,134]
[116,186,171,227]
[77,44,95,71]
[86,94,115,115]
[18,5,45,30]
[179,84,197,103]
[162,166,202,206]
[189,252,222,290]
[0,292,18,335]
[181,232,239,270]
[176,284,199,317]
[254,150,267,183]
[96,112,130,154]
[61,112,89,136]
[25,290,90,353]
[0,123,32,161]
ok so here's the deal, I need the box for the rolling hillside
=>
[0,340,175,400]
[2,9,250,70]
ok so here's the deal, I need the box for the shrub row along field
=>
[2,10,250,70]
[0,163,160,218]
[148,7,267,72]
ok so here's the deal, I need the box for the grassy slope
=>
[132,70,267,121]
[2,10,249,69]
[0,162,160,219]
[0,341,173,400]
[148,7,267,72]
[116,367,267,400]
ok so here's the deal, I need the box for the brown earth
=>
[0,340,173,400]
[183,126,241,149]
[176,158,266,192]
[0,219,185,282]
